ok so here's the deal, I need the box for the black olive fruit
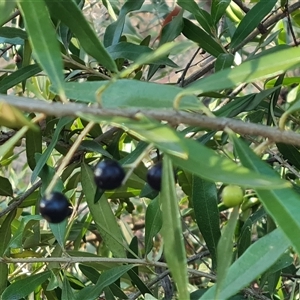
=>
[39,192,71,223]
[147,161,163,191]
[94,160,125,190]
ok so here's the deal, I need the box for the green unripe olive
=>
[222,185,244,207]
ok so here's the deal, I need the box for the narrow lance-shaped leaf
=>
[2,271,51,300]
[215,206,239,299]
[192,176,220,269]
[182,18,225,57]
[232,135,300,255]
[17,0,66,98]
[0,210,16,294]
[201,228,290,299]
[160,156,189,300]
[44,0,117,72]
[230,0,277,49]
[178,0,215,35]
[144,197,162,255]
[180,47,300,96]
[104,0,145,47]
[211,0,231,24]
[31,116,73,183]
[0,1,16,27]
[0,64,41,93]
[53,79,200,110]
[81,163,127,258]
[75,265,135,300]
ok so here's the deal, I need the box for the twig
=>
[0,255,215,279]
[0,180,42,218]
[2,94,300,148]
[182,1,300,86]
[177,47,201,87]
[128,251,213,300]
[284,2,298,47]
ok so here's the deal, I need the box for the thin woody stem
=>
[1,94,300,147]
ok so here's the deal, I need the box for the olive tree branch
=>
[1,94,300,147]
[0,256,215,279]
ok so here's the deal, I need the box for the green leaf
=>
[17,0,66,98]
[37,157,64,194]
[159,9,184,46]
[80,140,112,158]
[79,114,189,159]
[106,42,177,67]
[0,176,13,197]
[0,26,27,42]
[276,143,300,170]
[192,176,220,269]
[160,156,189,300]
[201,229,290,299]
[76,265,134,300]
[237,219,251,257]
[230,0,277,49]
[147,9,183,79]
[2,271,51,300]
[181,47,300,96]
[0,64,41,94]
[120,41,194,78]
[211,0,231,24]
[215,206,239,299]
[0,211,16,294]
[0,1,16,27]
[0,212,15,253]
[232,136,300,255]
[215,87,280,118]
[144,197,162,255]
[81,163,127,258]
[178,0,215,35]
[104,0,145,47]
[62,275,76,300]
[7,215,41,251]
[26,126,42,170]
[55,79,200,110]
[127,269,152,296]
[182,18,225,57]
[214,53,234,72]
[0,126,28,160]
[44,0,117,72]
[49,219,67,250]
[78,265,99,284]
[78,113,290,189]
[31,116,73,183]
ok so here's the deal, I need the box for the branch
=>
[1,94,300,147]
[0,180,42,218]
[0,256,215,279]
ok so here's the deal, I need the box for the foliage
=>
[1,0,300,299]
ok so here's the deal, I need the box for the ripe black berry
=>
[39,192,71,223]
[147,162,162,191]
[94,160,125,190]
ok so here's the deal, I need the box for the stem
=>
[45,121,95,195]
[0,256,215,279]
[2,94,300,148]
